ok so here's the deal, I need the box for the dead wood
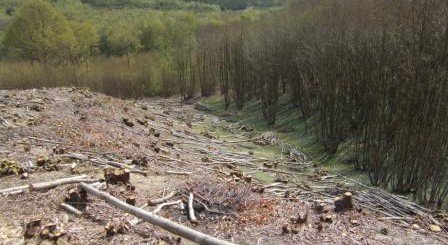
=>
[0,175,94,195]
[104,167,130,184]
[334,192,353,212]
[105,221,130,237]
[0,184,30,195]
[148,191,177,206]
[80,183,235,245]
[29,176,98,192]
[153,200,183,214]
[164,170,193,175]
[60,202,83,216]
[24,219,41,238]
[188,192,198,223]
[64,187,88,209]
[126,195,136,206]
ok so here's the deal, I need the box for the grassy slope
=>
[201,94,371,184]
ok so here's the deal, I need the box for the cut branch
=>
[148,191,177,206]
[80,183,235,245]
[60,203,83,216]
[188,192,198,223]
[153,200,183,215]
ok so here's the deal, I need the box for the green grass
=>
[201,94,372,185]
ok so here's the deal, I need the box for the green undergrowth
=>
[200,94,371,185]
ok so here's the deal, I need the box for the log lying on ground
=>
[0,175,95,195]
[0,184,30,195]
[60,203,83,216]
[80,183,235,245]
[29,176,98,192]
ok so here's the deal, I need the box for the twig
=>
[27,136,63,145]
[188,192,198,223]
[153,200,183,214]
[164,170,193,175]
[148,191,177,206]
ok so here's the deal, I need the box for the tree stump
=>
[105,221,130,237]
[122,118,134,127]
[334,192,353,212]
[64,187,88,210]
[126,195,136,206]
[104,168,130,184]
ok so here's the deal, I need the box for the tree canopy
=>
[2,0,97,65]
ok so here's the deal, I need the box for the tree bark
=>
[188,192,198,222]
[60,203,83,216]
[29,175,98,192]
[0,175,93,195]
[80,183,235,245]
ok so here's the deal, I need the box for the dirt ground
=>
[0,88,446,245]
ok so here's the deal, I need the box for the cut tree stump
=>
[104,168,130,184]
[64,187,88,210]
[24,219,41,238]
[334,192,353,212]
[80,183,235,245]
[105,221,130,237]
[126,195,136,206]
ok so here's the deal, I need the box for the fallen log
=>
[29,176,98,192]
[60,203,83,216]
[80,183,235,245]
[0,184,30,195]
[0,175,92,195]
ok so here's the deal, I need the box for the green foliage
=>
[80,0,220,11]
[0,159,23,176]
[2,0,75,64]
[139,17,165,51]
[52,0,92,21]
[185,0,282,10]
[189,0,448,207]
[69,21,99,65]
[106,23,142,63]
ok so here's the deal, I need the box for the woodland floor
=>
[0,88,447,245]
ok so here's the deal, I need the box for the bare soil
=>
[0,88,446,245]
